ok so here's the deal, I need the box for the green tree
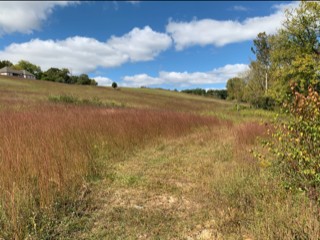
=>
[77,74,91,85]
[112,82,118,89]
[226,77,246,102]
[251,32,271,68]
[206,89,228,99]
[243,61,276,109]
[0,60,13,68]
[266,1,320,202]
[14,60,42,79]
[76,74,97,85]
[42,68,70,83]
[90,79,98,86]
[69,75,79,84]
[243,62,265,102]
[41,68,97,85]
[270,1,320,102]
[244,31,277,109]
[181,88,206,96]
[251,32,272,94]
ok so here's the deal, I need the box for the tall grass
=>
[234,121,268,146]
[0,104,219,239]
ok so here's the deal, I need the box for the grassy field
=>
[0,76,319,239]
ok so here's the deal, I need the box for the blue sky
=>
[0,1,298,90]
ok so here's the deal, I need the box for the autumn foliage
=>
[271,84,320,202]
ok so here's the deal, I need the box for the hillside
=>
[0,77,318,240]
[0,76,229,113]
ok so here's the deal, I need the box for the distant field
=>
[0,76,229,113]
[0,77,318,239]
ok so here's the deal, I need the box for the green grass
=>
[48,94,125,108]
[0,76,318,239]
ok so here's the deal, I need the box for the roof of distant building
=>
[0,66,35,76]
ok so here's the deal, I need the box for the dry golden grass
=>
[77,121,319,240]
[0,77,318,239]
[0,76,228,114]
[0,103,219,239]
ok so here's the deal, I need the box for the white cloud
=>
[166,2,299,50]
[0,37,128,74]
[0,1,77,36]
[123,74,163,87]
[93,76,114,86]
[232,5,249,12]
[122,63,249,88]
[107,26,172,62]
[0,26,172,74]
[271,2,300,12]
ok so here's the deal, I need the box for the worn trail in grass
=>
[80,126,234,239]
[0,77,318,239]
[76,121,319,239]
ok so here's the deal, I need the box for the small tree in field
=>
[112,82,118,89]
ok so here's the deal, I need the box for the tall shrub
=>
[270,84,320,202]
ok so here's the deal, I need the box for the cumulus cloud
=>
[122,63,249,88]
[0,37,128,74]
[93,76,114,86]
[107,26,172,61]
[0,26,172,74]
[0,1,77,36]
[166,1,299,50]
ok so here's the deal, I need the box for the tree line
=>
[181,88,227,99]
[0,60,97,86]
[227,1,319,110]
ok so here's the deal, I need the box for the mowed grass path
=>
[0,77,318,239]
[76,122,319,239]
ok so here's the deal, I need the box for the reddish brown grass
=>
[0,104,220,238]
[234,121,268,146]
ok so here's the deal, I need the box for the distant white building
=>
[0,66,36,79]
